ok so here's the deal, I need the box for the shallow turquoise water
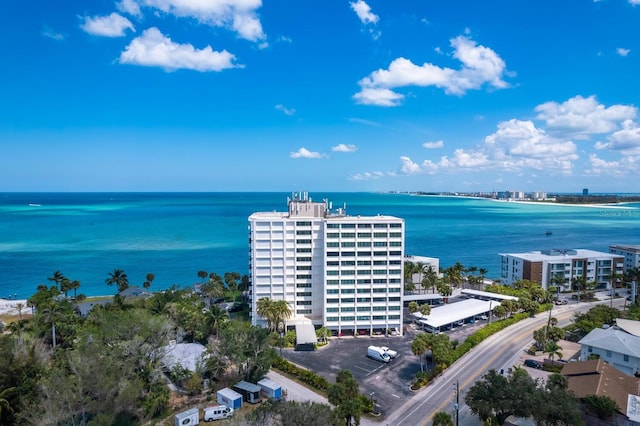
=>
[1,192,638,298]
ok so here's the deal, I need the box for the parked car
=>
[479,315,488,320]
[380,346,398,359]
[524,359,542,369]
[554,299,568,305]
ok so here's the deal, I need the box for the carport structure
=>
[414,299,496,334]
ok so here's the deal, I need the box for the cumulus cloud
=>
[534,95,637,138]
[349,171,384,181]
[594,119,640,154]
[350,0,379,24]
[423,140,444,149]
[289,148,329,159]
[586,153,640,175]
[117,0,142,17]
[119,27,239,72]
[353,35,509,106]
[80,13,135,37]
[275,104,295,116]
[332,144,357,152]
[617,47,631,57]
[131,0,265,42]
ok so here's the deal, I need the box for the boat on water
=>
[545,231,552,236]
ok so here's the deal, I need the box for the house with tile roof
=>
[579,326,640,376]
[561,359,640,419]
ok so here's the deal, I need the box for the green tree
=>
[143,273,155,289]
[202,273,224,305]
[105,269,129,293]
[544,341,563,361]
[432,411,454,426]
[411,336,428,372]
[584,394,619,420]
[38,301,68,348]
[204,304,228,336]
[246,399,336,426]
[47,270,66,293]
[420,304,431,317]
[408,301,419,314]
[328,370,366,426]
[492,305,506,319]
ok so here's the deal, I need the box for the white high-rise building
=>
[248,193,405,336]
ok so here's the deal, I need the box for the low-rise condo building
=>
[609,244,640,272]
[499,248,624,290]
[248,193,405,336]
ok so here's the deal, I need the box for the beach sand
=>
[0,299,29,316]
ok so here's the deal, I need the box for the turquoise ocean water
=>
[1,192,639,299]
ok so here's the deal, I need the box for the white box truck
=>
[367,346,390,363]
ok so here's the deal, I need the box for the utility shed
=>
[233,380,263,404]
[295,323,316,351]
[217,387,242,410]
[257,378,282,400]
[174,408,199,426]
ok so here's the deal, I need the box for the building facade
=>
[499,248,624,290]
[248,193,405,336]
[609,244,640,272]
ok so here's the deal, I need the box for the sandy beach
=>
[0,299,29,316]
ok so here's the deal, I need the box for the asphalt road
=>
[382,298,626,426]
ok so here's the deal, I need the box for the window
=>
[326,316,338,321]
[296,301,312,305]
[342,270,355,275]
[341,288,355,294]
[327,242,339,248]
[296,274,311,279]
[327,261,339,266]
[357,270,370,275]
[296,221,311,226]
[357,297,371,303]
[389,251,401,256]
[296,265,311,270]
[297,257,311,262]
[357,279,371,284]
[327,307,338,313]
[341,260,355,266]
[296,283,312,288]
[327,232,339,238]
[357,306,370,311]
[373,315,386,320]
[357,251,371,256]
[373,297,386,302]
[296,230,311,235]
[357,232,372,238]
[358,223,371,228]
[327,298,339,303]
[357,241,372,247]
[341,224,356,229]
[358,260,372,266]
[341,279,355,284]
[373,279,387,284]
[297,292,312,297]
[327,270,339,276]
[606,350,612,358]
[390,223,401,228]
[327,223,340,228]
[373,270,387,275]
[588,346,593,353]
[357,288,370,293]
[342,252,356,257]
[357,315,370,321]
[327,251,339,257]
[373,260,388,266]
[390,241,402,247]
[327,289,339,294]
[389,232,402,238]
[296,239,311,244]
[342,298,355,303]
[374,224,387,228]
[373,306,386,311]
[374,242,388,247]
[297,309,312,314]
[341,232,355,238]
[373,251,387,256]
[297,248,312,253]
[341,307,355,312]
[373,288,387,293]
[624,355,630,362]
[341,241,356,247]
[341,316,355,321]
[389,306,400,310]
[374,232,387,238]
[388,315,400,320]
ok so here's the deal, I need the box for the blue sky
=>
[1,0,640,193]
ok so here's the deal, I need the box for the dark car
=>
[524,359,542,369]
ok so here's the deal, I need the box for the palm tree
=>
[39,301,66,348]
[545,341,563,362]
[272,299,292,331]
[609,268,622,308]
[47,270,65,293]
[573,276,586,302]
[256,297,276,330]
[205,304,229,336]
[105,269,129,293]
[143,273,155,289]
[411,337,428,372]
[202,273,224,305]
[626,267,640,304]
[478,268,488,286]
[68,280,80,300]
[316,326,330,344]
[422,265,438,294]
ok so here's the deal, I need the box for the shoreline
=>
[0,299,29,316]
[412,193,639,209]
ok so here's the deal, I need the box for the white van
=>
[203,405,233,421]
[367,345,390,363]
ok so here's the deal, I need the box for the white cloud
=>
[594,119,640,154]
[353,35,509,106]
[332,144,357,153]
[42,27,65,40]
[535,95,637,138]
[134,0,265,42]
[350,0,379,25]
[349,171,384,181]
[119,27,239,72]
[275,104,295,116]
[80,13,135,37]
[423,140,444,149]
[289,147,329,159]
[630,0,640,5]
[348,117,383,127]
[617,47,630,57]
[586,153,640,175]
[117,0,142,17]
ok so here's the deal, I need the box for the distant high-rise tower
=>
[582,188,589,196]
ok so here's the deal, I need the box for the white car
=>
[380,346,398,358]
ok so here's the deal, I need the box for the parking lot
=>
[281,306,491,417]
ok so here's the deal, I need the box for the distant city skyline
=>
[1,1,640,193]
